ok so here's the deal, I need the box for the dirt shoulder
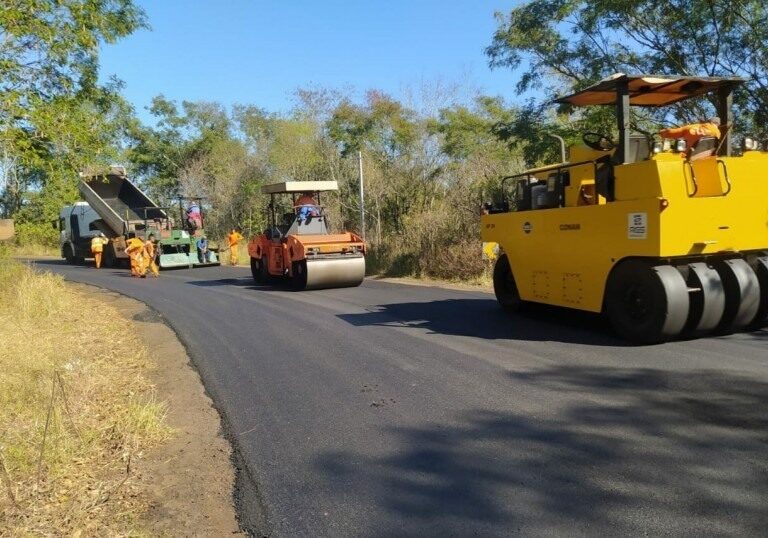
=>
[370,274,493,293]
[70,283,242,536]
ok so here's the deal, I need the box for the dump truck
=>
[481,74,768,344]
[71,166,219,268]
[248,181,366,290]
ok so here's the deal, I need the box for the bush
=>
[14,221,59,249]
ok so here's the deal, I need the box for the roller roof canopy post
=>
[554,74,746,161]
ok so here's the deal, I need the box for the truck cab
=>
[58,203,103,264]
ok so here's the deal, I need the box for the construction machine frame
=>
[482,74,768,343]
[248,181,366,290]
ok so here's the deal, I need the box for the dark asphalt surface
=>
[29,258,768,536]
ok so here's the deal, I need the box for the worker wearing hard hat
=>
[144,233,160,277]
[227,228,244,266]
[659,117,721,157]
[90,232,109,269]
[125,233,147,277]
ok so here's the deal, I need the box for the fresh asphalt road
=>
[30,259,768,536]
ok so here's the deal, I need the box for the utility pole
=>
[358,150,365,241]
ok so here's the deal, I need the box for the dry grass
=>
[5,242,59,258]
[0,258,171,535]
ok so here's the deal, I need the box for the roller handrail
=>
[500,159,600,207]
[717,159,732,195]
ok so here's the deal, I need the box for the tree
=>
[0,0,147,240]
[487,0,768,139]
[129,97,262,236]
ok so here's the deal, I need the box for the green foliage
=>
[487,0,768,136]
[13,221,58,248]
[128,98,264,237]
[0,0,147,104]
[0,0,147,229]
[328,91,418,158]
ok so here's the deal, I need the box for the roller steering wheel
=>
[583,132,616,151]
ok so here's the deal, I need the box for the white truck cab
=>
[58,202,103,263]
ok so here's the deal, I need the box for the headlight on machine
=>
[674,139,687,152]
[742,136,759,151]
[662,139,672,151]
[653,141,662,154]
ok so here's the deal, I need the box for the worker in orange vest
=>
[125,233,147,278]
[144,233,160,277]
[227,228,244,266]
[659,116,721,157]
[90,232,109,269]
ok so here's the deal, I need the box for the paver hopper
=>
[78,169,219,268]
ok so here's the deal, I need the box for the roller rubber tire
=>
[682,262,725,335]
[259,256,270,283]
[493,254,527,312]
[251,256,269,284]
[747,255,768,329]
[605,260,689,344]
[292,260,308,291]
[250,257,260,284]
[713,258,760,333]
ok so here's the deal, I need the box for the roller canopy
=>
[555,73,745,107]
[261,181,338,194]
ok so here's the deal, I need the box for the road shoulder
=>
[70,283,242,535]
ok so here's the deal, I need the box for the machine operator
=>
[295,192,319,223]
[659,116,721,158]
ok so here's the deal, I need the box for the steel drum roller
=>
[303,256,365,290]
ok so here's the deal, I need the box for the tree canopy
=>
[0,0,146,241]
[487,0,768,141]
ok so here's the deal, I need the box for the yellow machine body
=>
[481,74,768,343]
[482,150,768,312]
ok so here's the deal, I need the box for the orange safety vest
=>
[125,237,145,256]
[91,237,108,253]
[228,231,243,247]
[659,122,721,150]
[144,240,156,258]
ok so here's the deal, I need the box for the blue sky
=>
[99,1,523,123]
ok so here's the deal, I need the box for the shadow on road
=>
[186,277,290,293]
[315,367,768,535]
[337,298,624,346]
[187,277,254,287]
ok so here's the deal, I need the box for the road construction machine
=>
[481,74,768,344]
[74,167,219,268]
[248,181,366,290]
